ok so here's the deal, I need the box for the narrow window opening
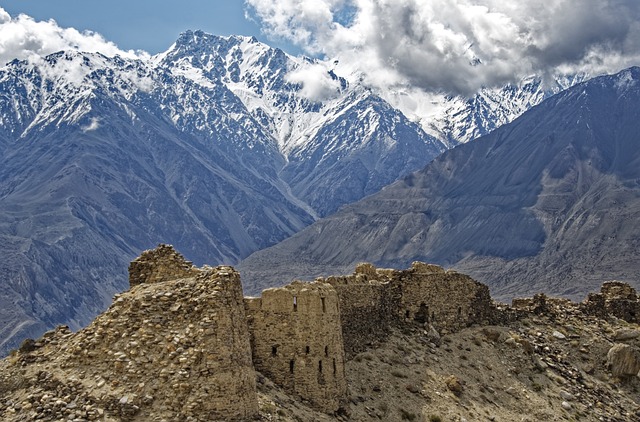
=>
[289,360,294,374]
[293,296,297,312]
[305,346,310,354]
[318,360,323,373]
[271,346,278,356]
[431,311,435,322]
[333,358,337,375]
[415,303,429,324]
[405,310,410,319]
[321,297,326,313]
[324,345,329,357]
[457,306,462,316]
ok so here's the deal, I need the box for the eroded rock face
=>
[0,247,259,422]
[607,344,640,378]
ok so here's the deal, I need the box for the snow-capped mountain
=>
[0,29,591,355]
[0,30,447,355]
[239,67,640,301]
[378,74,588,148]
[159,31,446,216]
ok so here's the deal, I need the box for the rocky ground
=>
[256,299,640,422]
[2,295,640,421]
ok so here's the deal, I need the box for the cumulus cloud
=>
[246,0,640,95]
[286,62,342,101]
[0,7,146,65]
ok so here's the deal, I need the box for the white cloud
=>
[0,7,147,66]
[286,62,341,101]
[81,117,101,133]
[246,0,640,95]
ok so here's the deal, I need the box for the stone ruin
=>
[245,281,347,413]
[580,281,640,323]
[57,248,257,421]
[510,281,640,325]
[121,245,498,419]
[128,243,199,287]
[322,261,496,358]
[76,244,637,420]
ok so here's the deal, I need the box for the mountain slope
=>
[0,50,315,355]
[163,31,445,216]
[0,32,448,355]
[238,67,640,300]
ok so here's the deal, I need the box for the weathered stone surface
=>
[321,262,496,358]
[128,244,198,288]
[246,281,347,413]
[1,246,259,421]
[607,344,640,378]
[5,245,640,421]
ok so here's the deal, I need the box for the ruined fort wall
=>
[327,280,401,359]
[397,269,494,331]
[245,281,347,413]
[62,259,258,421]
[128,244,199,287]
[581,281,640,323]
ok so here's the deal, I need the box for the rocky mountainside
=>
[0,31,446,355]
[1,248,640,421]
[0,29,588,355]
[239,67,640,300]
[421,74,585,147]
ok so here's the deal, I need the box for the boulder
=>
[606,344,640,378]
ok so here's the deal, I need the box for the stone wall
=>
[324,264,402,359]
[58,262,258,421]
[128,244,198,287]
[321,262,496,357]
[123,248,501,417]
[396,263,495,331]
[245,281,347,413]
[581,281,640,323]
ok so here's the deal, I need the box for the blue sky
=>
[0,1,298,55]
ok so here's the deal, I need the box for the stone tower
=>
[128,244,198,287]
[245,281,347,413]
[82,245,260,420]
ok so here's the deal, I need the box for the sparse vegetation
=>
[429,415,443,422]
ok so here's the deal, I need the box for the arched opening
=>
[271,346,278,356]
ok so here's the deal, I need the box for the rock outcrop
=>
[607,344,640,379]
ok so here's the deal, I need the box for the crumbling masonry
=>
[125,245,497,418]
[123,245,640,420]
